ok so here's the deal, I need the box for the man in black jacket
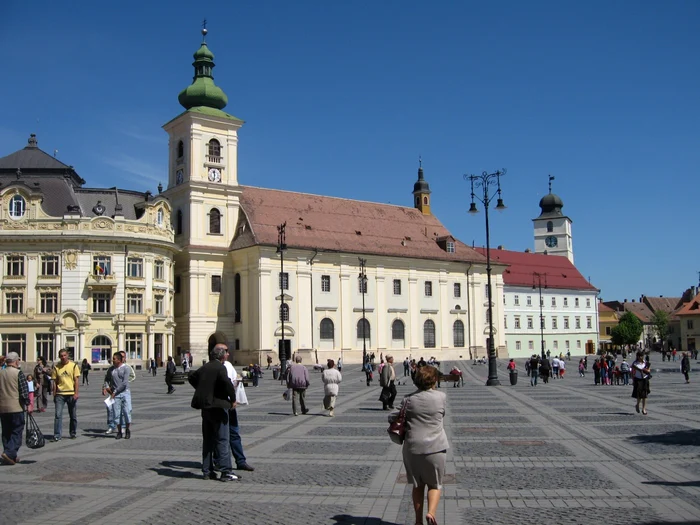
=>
[189,345,239,481]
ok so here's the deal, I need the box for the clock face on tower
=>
[208,168,222,182]
[545,235,558,248]
[176,169,183,184]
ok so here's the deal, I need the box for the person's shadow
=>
[150,460,202,479]
[330,516,402,525]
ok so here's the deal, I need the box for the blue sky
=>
[1,1,698,302]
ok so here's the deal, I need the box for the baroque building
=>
[0,135,177,365]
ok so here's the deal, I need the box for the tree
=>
[651,310,670,344]
[611,311,644,349]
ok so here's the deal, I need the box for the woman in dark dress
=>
[631,351,651,415]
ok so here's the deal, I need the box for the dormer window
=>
[446,241,455,253]
[9,195,26,219]
[436,236,456,253]
[156,208,164,228]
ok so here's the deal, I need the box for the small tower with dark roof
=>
[533,175,574,263]
[412,158,431,216]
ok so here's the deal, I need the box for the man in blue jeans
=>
[0,352,29,465]
[223,354,254,472]
[51,349,80,440]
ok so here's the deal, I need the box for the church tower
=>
[412,158,431,215]
[162,26,243,362]
[533,176,574,263]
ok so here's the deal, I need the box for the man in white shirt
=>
[223,353,254,472]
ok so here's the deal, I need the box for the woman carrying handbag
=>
[388,365,448,525]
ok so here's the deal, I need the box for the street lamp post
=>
[359,257,368,364]
[466,169,506,386]
[533,272,548,360]
[277,222,288,375]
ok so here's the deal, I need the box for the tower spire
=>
[548,174,555,194]
[178,25,228,110]
[413,157,432,215]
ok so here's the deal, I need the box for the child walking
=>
[26,374,36,414]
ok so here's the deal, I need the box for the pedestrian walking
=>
[102,360,117,434]
[165,356,176,394]
[578,359,585,377]
[287,356,310,416]
[681,353,691,383]
[364,360,373,387]
[592,358,601,385]
[251,363,261,387]
[51,349,81,441]
[33,357,50,412]
[322,359,342,417]
[391,365,448,525]
[551,356,560,379]
[529,355,539,386]
[266,354,273,370]
[80,358,91,386]
[379,355,397,410]
[109,353,132,439]
[150,358,157,377]
[189,344,239,482]
[539,357,550,384]
[182,355,190,373]
[223,350,255,472]
[403,357,411,377]
[337,357,343,373]
[631,351,651,415]
[559,359,566,378]
[26,375,35,414]
[620,358,630,386]
[0,352,29,465]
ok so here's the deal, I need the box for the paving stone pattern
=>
[3,357,700,524]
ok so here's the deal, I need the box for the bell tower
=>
[412,158,432,215]
[533,175,574,263]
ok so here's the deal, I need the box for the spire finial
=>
[418,155,422,168]
[202,19,208,40]
[548,174,555,194]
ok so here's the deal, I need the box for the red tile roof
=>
[676,293,700,316]
[232,186,487,264]
[619,301,654,323]
[473,247,597,291]
[598,303,615,313]
[643,296,682,314]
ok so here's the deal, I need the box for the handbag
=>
[282,388,292,401]
[387,398,408,445]
[236,382,249,405]
[25,412,45,449]
[378,387,390,403]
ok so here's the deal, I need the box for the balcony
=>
[206,155,224,165]
[86,272,118,291]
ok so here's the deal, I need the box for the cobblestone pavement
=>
[3,357,700,524]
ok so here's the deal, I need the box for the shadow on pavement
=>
[358,408,385,412]
[643,480,700,487]
[629,428,700,447]
[330,515,402,525]
[151,460,202,479]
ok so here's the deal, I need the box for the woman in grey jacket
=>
[393,365,448,525]
[321,359,342,417]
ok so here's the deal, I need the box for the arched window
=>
[209,208,221,234]
[423,196,428,205]
[424,319,436,348]
[279,303,289,322]
[234,273,241,323]
[415,197,420,207]
[177,140,184,158]
[207,139,221,159]
[91,335,112,363]
[357,318,370,340]
[320,318,334,340]
[391,319,405,340]
[156,208,164,227]
[176,210,183,235]
[453,320,465,347]
[9,195,26,219]
[546,221,553,232]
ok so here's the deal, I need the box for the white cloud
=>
[102,154,164,186]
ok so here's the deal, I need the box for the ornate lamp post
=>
[358,257,368,364]
[533,272,548,360]
[277,222,288,375]
[466,169,506,386]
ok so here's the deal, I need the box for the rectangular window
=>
[577,340,582,349]
[393,279,401,295]
[586,298,591,308]
[2,334,26,361]
[321,275,331,293]
[6,292,23,314]
[40,292,58,314]
[565,340,570,350]
[575,298,580,307]
[514,317,521,329]
[125,333,142,360]
[515,341,521,351]
[605,326,612,335]
[454,283,461,298]
[154,260,165,281]
[514,295,520,306]
[564,317,570,329]
[563,297,569,307]
[174,276,181,294]
[552,317,558,329]
[586,316,592,329]
[528,340,534,350]
[93,293,111,314]
[551,297,556,307]
[36,333,54,362]
[41,255,59,276]
[127,293,143,314]
[553,340,559,350]
[527,317,534,329]
[575,317,581,329]
[155,295,164,315]
[93,255,111,276]
[6,255,24,277]
[688,320,694,330]
[425,281,433,297]
[446,241,455,253]
[211,275,221,293]
[527,296,532,306]
[279,272,289,291]
[127,257,143,278]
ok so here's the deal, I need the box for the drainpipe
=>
[308,249,319,363]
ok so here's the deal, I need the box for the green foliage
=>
[651,310,670,342]
[611,311,644,348]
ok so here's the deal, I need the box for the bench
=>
[439,373,464,387]
[171,372,189,385]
